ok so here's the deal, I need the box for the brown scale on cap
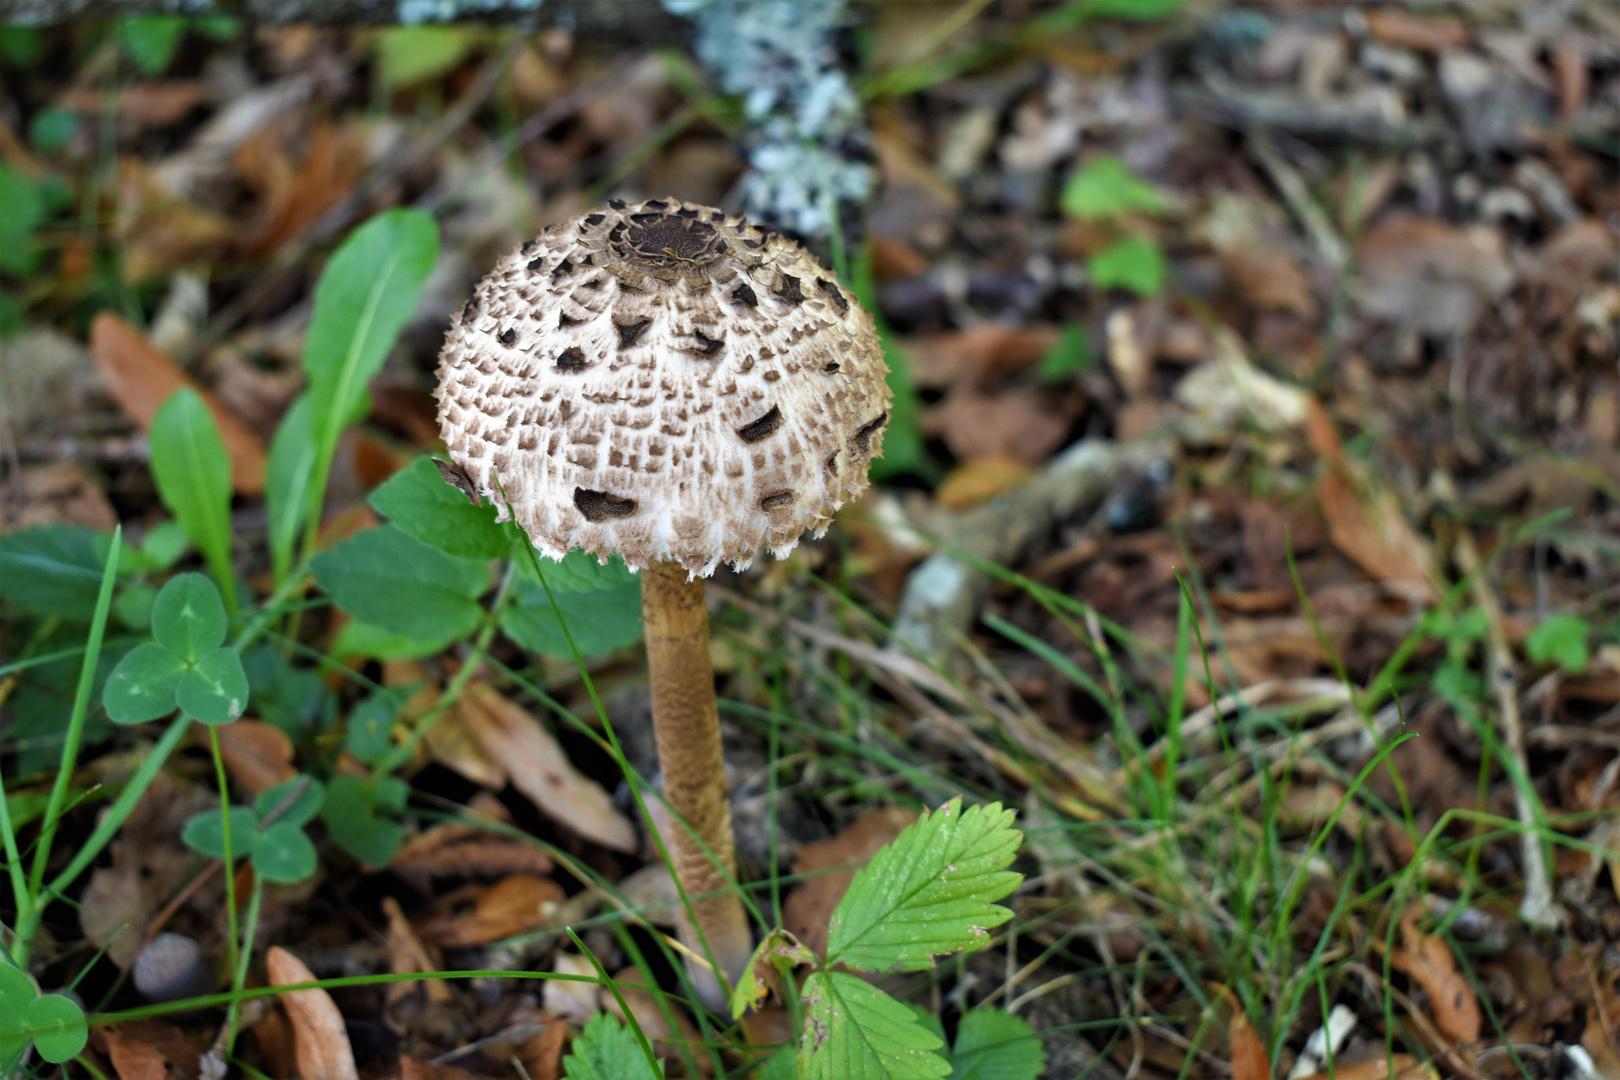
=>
[434,198,891,576]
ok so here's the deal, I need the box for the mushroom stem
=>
[640,558,753,1001]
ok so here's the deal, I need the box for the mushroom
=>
[433,198,890,1001]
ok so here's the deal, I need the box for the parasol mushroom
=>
[433,198,890,1002]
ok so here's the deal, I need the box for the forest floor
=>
[2,2,1620,1078]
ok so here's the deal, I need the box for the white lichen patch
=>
[435,198,891,576]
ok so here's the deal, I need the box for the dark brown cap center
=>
[613,212,724,269]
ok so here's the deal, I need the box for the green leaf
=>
[1087,237,1165,298]
[800,971,949,1079]
[150,572,227,663]
[1038,324,1092,383]
[25,994,86,1064]
[0,525,114,619]
[370,456,510,559]
[251,820,318,884]
[1060,155,1168,219]
[949,1008,1045,1080]
[517,549,637,592]
[346,690,409,765]
[503,576,643,657]
[182,805,259,861]
[561,1012,664,1080]
[756,1047,798,1080]
[119,15,187,75]
[322,774,408,867]
[826,799,1021,973]
[255,775,326,827]
[313,525,489,645]
[1526,612,1590,674]
[303,208,438,478]
[141,520,193,570]
[0,964,32,1072]
[176,646,249,725]
[331,618,454,662]
[265,394,319,584]
[103,642,187,724]
[148,388,237,610]
[375,26,471,89]
[729,928,817,1021]
[28,107,76,153]
[1077,0,1182,19]
[242,644,329,737]
[0,26,41,65]
[0,164,42,274]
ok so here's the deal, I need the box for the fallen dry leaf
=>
[89,313,268,493]
[399,1058,480,1080]
[1228,1007,1270,1080]
[905,325,1058,387]
[267,945,359,1080]
[0,461,118,533]
[209,720,296,796]
[1223,249,1317,319]
[249,120,368,258]
[417,874,566,947]
[516,1018,568,1080]
[935,455,1033,509]
[543,952,599,1024]
[250,1003,297,1080]
[103,1021,202,1080]
[80,772,212,969]
[1390,906,1482,1046]
[1317,472,1436,602]
[1364,9,1468,52]
[458,682,636,853]
[1294,1055,1437,1080]
[782,807,917,958]
[1355,215,1513,336]
[382,896,451,1006]
[604,966,706,1071]
[390,807,554,891]
[926,385,1073,466]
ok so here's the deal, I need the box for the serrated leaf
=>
[24,993,85,1064]
[561,1012,663,1080]
[502,575,642,657]
[102,642,187,724]
[251,820,317,883]
[150,572,227,662]
[826,799,1021,973]
[176,646,249,724]
[730,928,817,1020]
[148,388,236,607]
[313,525,488,645]
[255,775,326,827]
[949,1008,1045,1080]
[1526,612,1589,674]
[182,805,260,861]
[0,525,114,620]
[370,456,509,559]
[801,971,949,1079]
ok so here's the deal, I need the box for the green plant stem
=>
[208,726,242,992]
[0,766,31,932]
[565,927,661,1076]
[28,527,122,903]
[223,871,263,1054]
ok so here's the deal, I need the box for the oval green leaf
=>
[251,820,317,884]
[148,388,236,611]
[150,572,227,662]
[176,647,249,725]
[181,805,259,861]
[254,775,326,827]
[102,642,187,724]
[25,994,86,1064]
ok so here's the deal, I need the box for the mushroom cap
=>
[434,198,891,577]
